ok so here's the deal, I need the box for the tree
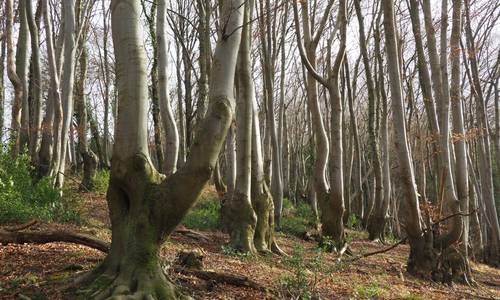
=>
[76,0,244,297]
[293,0,347,248]
[5,0,24,154]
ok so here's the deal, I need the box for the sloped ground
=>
[1,186,499,300]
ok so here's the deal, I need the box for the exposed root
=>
[75,262,188,300]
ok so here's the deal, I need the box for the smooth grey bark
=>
[157,0,179,176]
[293,0,346,247]
[101,0,111,167]
[464,0,500,265]
[78,0,243,298]
[26,0,42,162]
[55,0,77,189]
[258,0,284,226]
[382,0,431,275]
[38,0,61,178]
[6,0,24,154]
[17,0,31,152]
[227,2,257,251]
[450,0,470,261]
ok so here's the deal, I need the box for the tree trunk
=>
[157,0,179,176]
[75,32,97,191]
[354,1,385,241]
[382,0,433,275]
[26,0,42,163]
[464,0,500,265]
[37,0,61,178]
[17,0,31,153]
[5,0,24,154]
[55,0,77,189]
[226,3,258,251]
[78,0,243,298]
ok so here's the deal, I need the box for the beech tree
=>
[75,0,244,297]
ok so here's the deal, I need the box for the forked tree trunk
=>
[77,0,243,298]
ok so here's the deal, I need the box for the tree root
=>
[173,266,271,293]
[74,262,188,300]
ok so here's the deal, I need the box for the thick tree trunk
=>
[78,0,243,298]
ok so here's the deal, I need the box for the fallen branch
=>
[346,209,479,262]
[0,229,109,253]
[4,220,38,232]
[174,226,211,241]
[173,266,271,293]
[347,238,408,262]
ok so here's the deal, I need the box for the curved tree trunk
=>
[26,0,42,163]
[157,0,179,176]
[38,0,61,178]
[5,0,24,154]
[77,0,243,298]
[382,0,432,275]
[17,0,31,153]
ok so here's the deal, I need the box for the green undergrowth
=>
[0,147,82,224]
[279,198,316,238]
[182,192,221,231]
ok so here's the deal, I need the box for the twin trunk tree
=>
[76,0,244,298]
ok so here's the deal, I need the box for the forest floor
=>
[0,182,499,300]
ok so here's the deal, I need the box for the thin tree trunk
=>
[5,0,24,154]
[26,0,42,163]
[157,0,179,175]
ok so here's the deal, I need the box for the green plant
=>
[346,214,361,230]
[93,170,110,194]
[0,146,81,224]
[220,245,254,260]
[280,202,316,237]
[182,195,220,230]
[355,283,386,299]
[280,244,323,299]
